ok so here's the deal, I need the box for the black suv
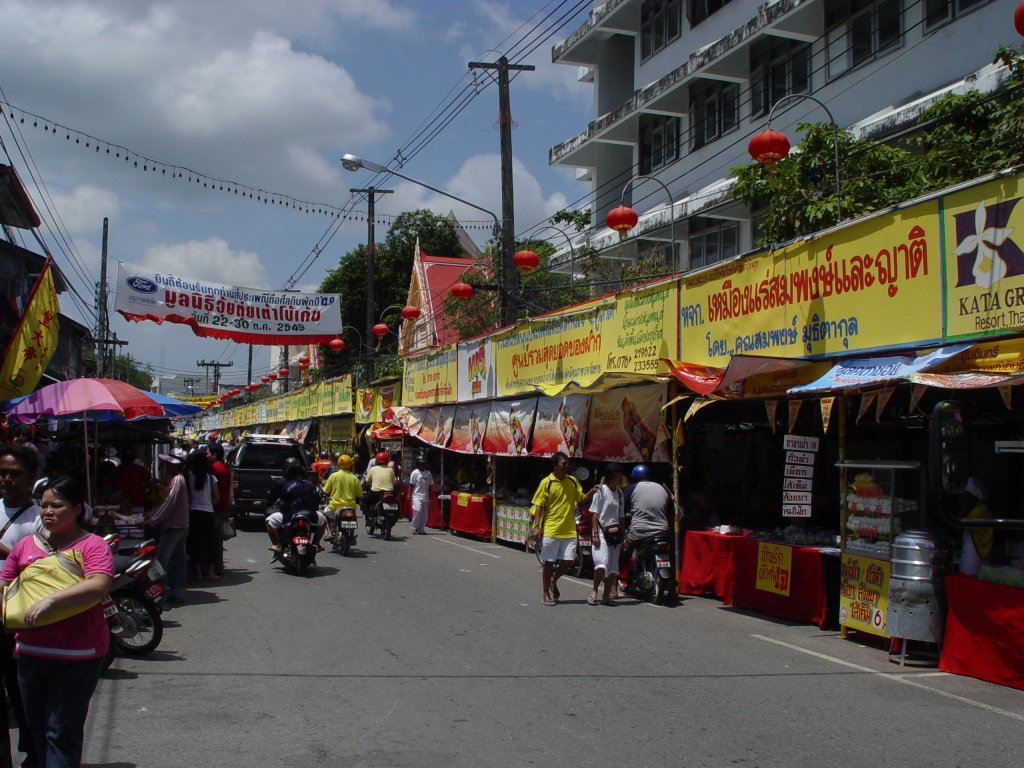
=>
[227,434,312,523]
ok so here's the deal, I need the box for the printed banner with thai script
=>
[755,542,792,596]
[493,300,613,396]
[402,347,457,406]
[679,206,942,365]
[839,554,891,637]
[531,395,590,457]
[0,258,59,400]
[114,261,342,344]
[603,282,676,376]
[457,338,496,401]
[788,345,968,394]
[483,398,537,456]
[583,383,669,463]
[448,402,491,454]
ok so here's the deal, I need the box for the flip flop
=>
[587,596,599,606]
[542,598,556,606]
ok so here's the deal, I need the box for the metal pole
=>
[351,186,393,382]
[98,218,109,377]
[621,175,677,271]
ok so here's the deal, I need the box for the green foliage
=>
[549,208,591,233]
[113,355,153,390]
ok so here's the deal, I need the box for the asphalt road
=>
[65,525,1024,767]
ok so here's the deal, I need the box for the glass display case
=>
[836,460,923,560]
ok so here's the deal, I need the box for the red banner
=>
[583,383,669,462]
[482,398,537,456]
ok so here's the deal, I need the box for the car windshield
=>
[235,444,302,469]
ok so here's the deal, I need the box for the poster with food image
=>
[356,388,376,423]
[583,383,670,462]
[531,395,590,457]
[449,402,492,454]
[434,406,456,447]
[483,398,538,456]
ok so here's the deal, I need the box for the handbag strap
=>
[0,503,33,542]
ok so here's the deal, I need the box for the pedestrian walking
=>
[588,463,626,605]
[146,454,190,605]
[409,455,434,535]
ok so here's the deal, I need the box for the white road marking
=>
[434,535,501,559]
[753,634,1024,723]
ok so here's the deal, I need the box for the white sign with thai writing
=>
[783,504,812,518]
[785,451,815,465]
[784,434,820,453]
[784,464,814,479]
[783,477,813,491]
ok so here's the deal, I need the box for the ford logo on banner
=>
[127,276,158,294]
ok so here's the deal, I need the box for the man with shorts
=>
[530,452,593,606]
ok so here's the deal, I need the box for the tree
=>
[112,354,153,390]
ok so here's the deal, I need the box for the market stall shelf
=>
[449,492,493,540]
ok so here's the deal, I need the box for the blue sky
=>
[0,0,595,387]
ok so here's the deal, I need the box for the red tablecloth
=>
[939,572,1024,691]
[731,538,831,628]
[425,486,444,529]
[449,492,493,540]
[679,530,745,603]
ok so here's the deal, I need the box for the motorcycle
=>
[325,505,359,555]
[623,532,676,604]
[569,509,594,578]
[101,535,166,669]
[274,509,319,575]
[365,492,400,540]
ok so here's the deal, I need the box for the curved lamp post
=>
[524,224,578,302]
[606,174,677,271]
[748,93,842,225]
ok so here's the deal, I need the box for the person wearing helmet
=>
[311,450,333,481]
[265,459,326,552]
[408,454,434,535]
[362,451,396,518]
[623,464,670,547]
[322,454,362,515]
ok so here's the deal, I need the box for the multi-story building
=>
[549,0,1014,273]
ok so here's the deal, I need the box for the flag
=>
[0,258,60,400]
[820,397,835,434]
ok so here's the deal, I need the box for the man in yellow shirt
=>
[323,454,362,511]
[530,452,593,606]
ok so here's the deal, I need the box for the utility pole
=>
[350,186,392,381]
[468,56,534,327]
[246,344,253,389]
[94,217,111,377]
[182,376,201,396]
[279,344,289,394]
[196,360,233,395]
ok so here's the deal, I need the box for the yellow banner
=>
[839,554,891,637]
[943,175,1024,339]
[755,542,792,596]
[402,347,457,406]
[0,259,60,400]
[680,207,941,365]
[603,282,677,376]
[494,300,613,396]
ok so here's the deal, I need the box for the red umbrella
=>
[5,378,165,423]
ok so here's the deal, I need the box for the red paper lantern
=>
[278,367,289,377]
[748,128,791,166]
[328,338,345,352]
[298,361,309,371]
[268,372,278,381]
[605,205,638,235]
[297,355,310,366]
[451,281,474,300]
[261,375,270,383]
[401,305,421,321]
[372,322,390,338]
[1016,0,1024,36]
[513,249,540,271]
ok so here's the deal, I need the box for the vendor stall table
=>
[449,492,493,540]
[679,529,746,603]
[495,502,531,545]
[428,490,447,529]
[731,538,840,629]
[939,572,1024,691]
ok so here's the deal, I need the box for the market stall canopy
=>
[4,378,194,423]
[787,344,970,395]
[664,355,827,398]
[531,372,667,397]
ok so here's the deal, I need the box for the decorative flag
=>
[765,400,778,434]
[999,385,1012,410]
[820,397,835,435]
[909,384,927,413]
[0,258,59,400]
[672,416,684,449]
[788,399,802,433]
[685,398,715,422]
[876,386,895,423]
[857,391,876,423]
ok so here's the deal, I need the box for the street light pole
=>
[620,174,677,271]
[526,224,577,302]
[350,185,393,382]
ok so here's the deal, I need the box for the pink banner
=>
[449,402,491,454]
[483,398,537,456]
[531,395,589,458]
[583,384,669,463]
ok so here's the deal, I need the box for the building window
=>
[750,38,811,119]
[640,115,681,174]
[688,218,738,270]
[641,0,682,61]
[826,0,903,79]
[687,0,733,28]
[924,0,989,30]
[689,81,738,151]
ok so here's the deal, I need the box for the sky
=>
[0,0,595,390]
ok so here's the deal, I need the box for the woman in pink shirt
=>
[0,475,114,768]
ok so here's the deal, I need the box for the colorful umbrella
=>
[4,378,196,423]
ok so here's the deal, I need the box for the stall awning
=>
[664,356,827,398]
[787,344,970,395]
[282,419,312,442]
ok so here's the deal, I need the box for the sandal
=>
[551,581,560,600]
[542,598,556,606]
[587,596,599,606]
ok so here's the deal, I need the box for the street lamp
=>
[748,93,843,225]
[524,224,578,302]
[340,153,514,323]
[605,174,677,271]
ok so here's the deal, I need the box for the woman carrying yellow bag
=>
[0,476,114,768]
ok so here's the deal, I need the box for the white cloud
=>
[139,238,268,288]
[49,185,121,236]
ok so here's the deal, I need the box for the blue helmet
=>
[631,464,650,481]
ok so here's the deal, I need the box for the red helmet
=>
[375,451,389,464]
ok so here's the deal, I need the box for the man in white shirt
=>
[408,455,434,535]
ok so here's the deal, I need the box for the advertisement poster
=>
[483,398,538,456]
[378,384,398,417]
[414,406,455,447]
[531,395,590,457]
[839,553,891,637]
[448,402,491,454]
[493,299,614,396]
[457,338,496,401]
[402,347,457,406]
[755,542,792,596]
[943,174,1024,340]
[330,375,353,415]
[114,261,342,344]
[603,281,676,376]
[583,383,670,462]
[679,205,942,365]
[356,388,375,423]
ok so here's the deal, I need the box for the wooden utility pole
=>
[197,360,233,395]
[467,56,534,327]
[96,217,110,376]
[350,186,392,381]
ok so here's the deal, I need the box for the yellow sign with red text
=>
[839,554,891,637]
[755,542,792,596]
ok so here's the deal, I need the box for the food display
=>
[840,466,920,559]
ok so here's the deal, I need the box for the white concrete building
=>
[549,0,1016,273]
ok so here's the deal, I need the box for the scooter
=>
[101,535,166,668]
[325,505,359,555]
[623,532,676,604]
[274,509,320,576]
[570,509,594,578]
[365,493,400,540]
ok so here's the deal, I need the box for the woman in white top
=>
[588,463,625,605]
[184,451,220,581]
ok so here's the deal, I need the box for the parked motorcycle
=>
[623,532,676,604]
[325,506,358,555]
[570,509,594,578]
[274,509,319,575]
[365,493,400,540]
[101,535,166,669]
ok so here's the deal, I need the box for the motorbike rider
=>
[623,464,671,548]
[323,454,362,517]
[362,451,396,518]
[265,459,326,552]
[311,450,333,481]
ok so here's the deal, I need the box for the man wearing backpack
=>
[530,452,593,606]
